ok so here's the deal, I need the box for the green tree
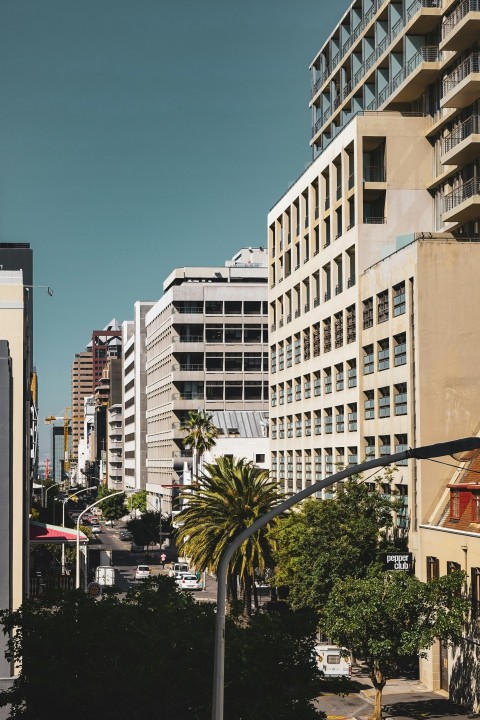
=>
[270,477,406,611]
[128,489,147,513]
[0,577,325,720]
[324,570,468,720]
[182,409,218,479]
[176,456,285,616]
[126,511,171,549]
[96,484,127,521]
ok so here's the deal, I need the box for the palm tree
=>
[175,456,285,617]
[182,410,218,480]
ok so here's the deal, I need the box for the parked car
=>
[91,523,102,534]
[135,565,151,580]
[176,573,202,591]
[119,530,133,541]
[104,519,115,526]
[130,542,145,552]
[314,644,352,678]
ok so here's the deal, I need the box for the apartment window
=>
[363,297,373,329]
[287,384,293,404]
[394,333,407,366]
[279,422,285,439]
[271,390,277,407]
[450,489,460,520]
[393,282,406,316]
[365,436,375,457]
[314,373,321,396]
[294,336,301,364]
[324,368,332,394]
[245,301,261,315]
[205,300,223,314]
[304,376,311,399]
[336,363,344,391]
[379,387,391,418]
[244,353,262,371]
[324,318,332,353]
[225,301,242,315]
[296,453,303,482]
[287,420,293,438]
[346,304,356,343]
[472,568,480,619]
[279,345,285,371]
[334,312,343,348]
[224,324,243,343]
[245,381,262,400]
[313,323,321,357]
[225,353,242,371]
[336,406,345,433]
[305,453,312,482]
[206,353,223,371]
[395,434,408,466]
[295,417,302,437]
[379,435,391,456]
[363,344,374,375]
[325,409,333,434]
[279,455,285,480]
[378,339,389,371]
[286,341,293,367]
[314,411,322,435]
[206,324,223,342]
[447,561,461,574]
[315,452,322,481]
[295,380,302,401]
[347,359,357,388]
[348,446,358,466]
[206,381,223,400]
[377,290,389,323]
[348,403,357,432]
[364,390,375,420]
[255,454,265,464]
[304,328,311,361]
[225,381,242,400]
[473,492,480,523]
[271,422,277,440]
[427,556,440,581]
[395,383,407,416]
[325,450,333,475]
[305,413,312,437]
[279,385,285,405]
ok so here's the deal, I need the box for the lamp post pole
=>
[211,436,480,720]
[57,486,92,574]
[44,482,59,509]
[75,491,123,590]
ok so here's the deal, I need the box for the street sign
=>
[86,581,102,598]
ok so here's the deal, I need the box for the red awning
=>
[30,521,88,544]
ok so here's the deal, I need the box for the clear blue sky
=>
[0,0,348,457]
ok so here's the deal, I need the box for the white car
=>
[91,523,102,534]
[176,573,202,591]
[135,565,151,580]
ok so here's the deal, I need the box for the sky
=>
[0,0,349,457]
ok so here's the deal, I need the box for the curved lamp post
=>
[75,491,123,589]
[44,482,59,509]
[56,486,92,574]
[211,436,480,720]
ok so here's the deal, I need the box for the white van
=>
[314,643,352,678]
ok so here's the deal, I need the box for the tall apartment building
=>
[71,320,122,463]
[0,244,35,705]
[145,248,269,514]
[122,302,154,493]
[269,0,480,701]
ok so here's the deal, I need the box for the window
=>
[348,447,358,466]
[314,372,321,396]
[363,345,374,374]
[225,381,242,400]
[378,339,389,371]
[206,381,223,400]
[379,387,391,418]
[324,318,332,352]
[225,353,242,371]
[305,414,312,436]
[225,324,243,343]
[255,454,266,463]
[313,323,320,357]
[225,301,242,315]
[395,434,408,466]
[395,383,407,415]
[314,411,322,435]
[363,297,373,329]
[294,336,301,363]
[474,492,480,523]
[279,422,285,439]
[245,301,261,315]
[205,300,223,314]
[206,324,223,342]
[295,417,302,437]
[447,561,461,574]
[206,353,223,371]
[379,435,391,456]
[365,436,375,457]
[315,452,322,481]
[393,282,406,316]
[279,385,285,405]
[450,489,460,520]
[334,312,343,348]
[325,408,333,434]
[346,304,356,342]
[336,406,344,433]
[347,359,357,388]
[364,390,375,420]
[394,333,406,366]
[427,556,440,581]
[287,420,293,438]
[286,341,293,367]
[244,324,261,343]
[244,353,262,371]
[472,568,480,619]
[271,390,277,407]
[287,383,293,404]
[304,328,311,360]
[348,403,357,431]
[295,380,302,401]
[377,290,389,323]
[271,422,277,440]
[336,363,344,391]
[245,381,262,400]
[324,368,332,394]
[304,376,311,399]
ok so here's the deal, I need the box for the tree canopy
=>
[126,510,171,548]
[175,456,285,615]
[182,409,218,478]
[96,484,127,521]
[0,577,325,720]
[270,476,407,611]
[323,570,468,720]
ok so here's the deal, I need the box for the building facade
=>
[145,248,269,513]
[269,0,480,702]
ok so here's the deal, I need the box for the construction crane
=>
[45,407,75,476]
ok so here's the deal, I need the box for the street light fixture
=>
[75,491,123,590]
[211,436,480,720]
[56,486,93,574]
[44,482,59,509]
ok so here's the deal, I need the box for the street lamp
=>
[56,486,92,574]
[211,436,480,720]
[75,491,123,590]
[44,482,59,509]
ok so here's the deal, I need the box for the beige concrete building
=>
[269,0,480,705]
[145,248,269,514]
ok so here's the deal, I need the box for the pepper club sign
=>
[383,552,413,572]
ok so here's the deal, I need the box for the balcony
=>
[172,391,205,402]
[441,53,480,109]
[172,335,204,344]
[363,165,386,183]
[381,47,442,109]
[443,177,480,223]
[441,0,480,52]
[442,115,480,165]
[405,0,443,33]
